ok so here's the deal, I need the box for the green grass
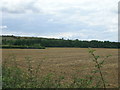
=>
[1,45,45,49]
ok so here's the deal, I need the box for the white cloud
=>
[0,25,8,34]
[1,29,85,39]
[1,29,36,36]
[2,30,117,41]
[0,25,7,29]
[42,32,86,39]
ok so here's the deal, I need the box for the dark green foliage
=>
[88,48,112,88]
[2,66,24,88]
[1,35,119,49]
[1,45,45,49]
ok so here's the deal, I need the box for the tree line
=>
[1,35,120,49]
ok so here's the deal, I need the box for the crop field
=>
[2,48,118,88]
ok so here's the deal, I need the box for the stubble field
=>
[2,48,118,88]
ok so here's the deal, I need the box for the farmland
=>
[2,48,118,88]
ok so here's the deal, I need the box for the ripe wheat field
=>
[2,48,118,88]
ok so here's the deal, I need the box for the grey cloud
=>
[1,1,41,14]
[2,7,26,14]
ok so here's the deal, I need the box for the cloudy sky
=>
[0,0,119,41]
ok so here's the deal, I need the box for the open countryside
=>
[1,0,119,88]
[2,48,118,88]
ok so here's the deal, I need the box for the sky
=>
[0,0,119,41]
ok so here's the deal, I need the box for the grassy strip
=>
[1,45,45,49]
